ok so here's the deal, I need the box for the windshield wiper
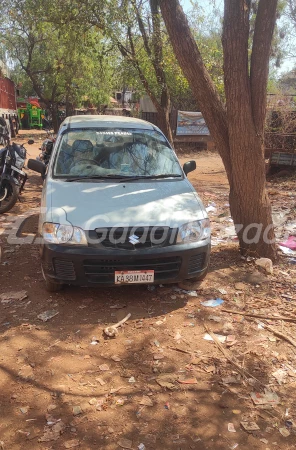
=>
[64,175,131,182]
[64,174,182,182]
[118,174,182,182]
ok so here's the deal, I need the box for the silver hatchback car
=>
[28,115,210,291]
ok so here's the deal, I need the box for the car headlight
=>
[177,219,211,244]
[42,223,88,245]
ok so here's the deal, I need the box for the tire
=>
[45,278,63,292]
[186,266,209,282]
[0,180,19,213]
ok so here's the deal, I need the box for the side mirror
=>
[28,139,34,145]
[183,160,196,176]
[28,159,46,175]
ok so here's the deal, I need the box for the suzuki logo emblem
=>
[129,234,140,245]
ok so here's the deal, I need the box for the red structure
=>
[0,76,19,137]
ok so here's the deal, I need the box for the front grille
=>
[91,226,177,250]
[84,256,181,283]
[187,253,206,274]
[54,259,76,280]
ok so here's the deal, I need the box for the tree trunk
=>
[223,0,276,259]
[51,104,59,133]
[160,0,277,260]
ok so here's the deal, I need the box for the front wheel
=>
[45,278,63,292]
[186,266,209,283]
[41,264,64,292]
[0,180,19,213]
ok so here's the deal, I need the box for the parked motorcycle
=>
[37,130,55,168]
[0,132,34,214]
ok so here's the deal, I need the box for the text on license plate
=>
[115,270,154,284]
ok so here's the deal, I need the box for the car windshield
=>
[53,128,183,179]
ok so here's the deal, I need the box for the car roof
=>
[59,115,156,130]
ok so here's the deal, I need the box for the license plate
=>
[115,270,154,284]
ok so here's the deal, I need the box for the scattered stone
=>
[255,257,273,274]
[240,422,260,432]
[178,377,198,384]
[118,438,133,449]
[99,364,110,371]
[47,404,57,412]
[64,440,80,448]
[140,396,154,407]
[72,406,82,416]
[156,379,176,390]
[20,407,29,414]
[89,398,97,405]
[234,282,248,291]
[245,271,268,285]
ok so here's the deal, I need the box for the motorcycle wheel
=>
[0,180,19,213]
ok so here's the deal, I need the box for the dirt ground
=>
[0,136,296,450]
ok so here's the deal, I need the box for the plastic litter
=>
[206,205,217,213]
[203,333,226,343]
[279,427,290,437]
[138,444,146,450]
[279,245,296,255]
[218,288,227,295]
[279,236,296,250]
[104,313,131,338]
[201,298,224,307]
[96,377,106,386]
[37,310,59,322]
[272,368,287,384]
[228,423,236,433]
[250,390,280,406]
[0,290,27,304]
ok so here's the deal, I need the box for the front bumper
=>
[41,240,211,287]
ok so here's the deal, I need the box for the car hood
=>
[46,179,207,229]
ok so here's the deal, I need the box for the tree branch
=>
[160,0,231,174]
[250,0,278,139]
[131,0,152,58]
